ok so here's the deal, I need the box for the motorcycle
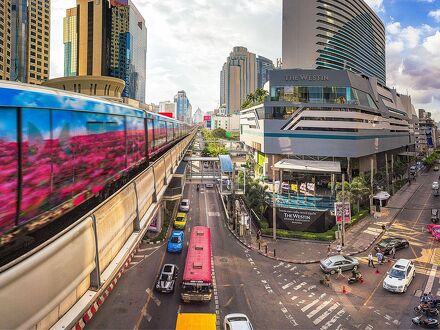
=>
[414,304,439,317]
[348,273,363,285]
[412,315,439,328]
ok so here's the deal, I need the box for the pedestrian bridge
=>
[0,132,196,330]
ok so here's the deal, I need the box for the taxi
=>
[174,212,188,230]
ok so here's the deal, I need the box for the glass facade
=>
[63,8,77,77]
[110,1,147,103]
[270,86,377,109]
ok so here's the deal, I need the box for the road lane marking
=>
[424,264,438,294]
[321,309,345,330]
[291,296,298,301]
[307,300,332,319]
[274,262,285,268]
[313,303,340,325]
[293,282,307,290]
[282,282,295,290]
[301,299,319,312]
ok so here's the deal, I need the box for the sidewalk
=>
[231,182,422,264]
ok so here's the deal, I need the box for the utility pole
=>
[370,157,374,214]
[342,173,346,247]
[385,154,390,193]
[272,155,277,241]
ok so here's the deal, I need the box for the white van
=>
[383,259,415,293]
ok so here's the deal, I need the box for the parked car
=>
[383,259,415,293]
[427,224,440,240]
[179,199,190,212]
[205,183,214,188]
[223,314,254,330]
[433,181,439,190]
[155,264,179,293]
[375,237,409,255]
[167,230,184,253]
[173,212,188,230]
[320,255,359,274]
[435,166,439,172]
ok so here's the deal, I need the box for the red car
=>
[427,224,440,240]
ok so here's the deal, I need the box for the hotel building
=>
[282,0,386,85]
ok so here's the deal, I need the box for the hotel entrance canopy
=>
[274,159,341,174]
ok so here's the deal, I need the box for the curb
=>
[74,243,141,330]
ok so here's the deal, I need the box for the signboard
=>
[267,207,333,232]
[148,210,162,233]
[226,131,232,138]
[203,115,211,121]
[204,115,211,129]
[158,112,174,119]
[335,202,351,224]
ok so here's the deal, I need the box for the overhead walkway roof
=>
[219,155,233,174]
[274,159,341,174]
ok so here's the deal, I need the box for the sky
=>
[51,0,440,119]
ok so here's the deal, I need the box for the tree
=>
[212,128,227,139]
[241,89,268,109]
[244,179,269,218]
[335,176,370,214]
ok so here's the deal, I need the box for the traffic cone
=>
[360,277,364,284]
[375,268,380,274]
[342,285,347,294]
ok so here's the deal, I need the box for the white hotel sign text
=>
[285,74,329,82]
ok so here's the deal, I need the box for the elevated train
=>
[0,81,191,245]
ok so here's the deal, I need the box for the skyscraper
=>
[174,91,192,124]
[11,0,28,82]
[0,0,50,84]
[256,56,274,89]
[74,0,147,102]
[220,46,257,114]
[63,7,77,77]
[282,0,386,85]
[27,0,50,84]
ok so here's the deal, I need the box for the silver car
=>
[320,255,359,274]
[155,264,178,293]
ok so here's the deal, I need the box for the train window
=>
[20,108,52,223]
[0,108,18,234]
[127,116,146,164]
[167,121,174,142]
[147,118,154,154]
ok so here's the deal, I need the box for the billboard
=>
[335,202,351,224]
[266,207,334,232]
[204,115,211,129]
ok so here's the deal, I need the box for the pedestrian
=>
[327,244,331,257]
[391,246,396,259]
[336,266,344,279]
[336,243,342,255]
[368,252,375,268]
[376,251,383,264]
[256,229,261,241]
[381,224,386,232]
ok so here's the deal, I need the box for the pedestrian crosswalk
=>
[271,263,365,330]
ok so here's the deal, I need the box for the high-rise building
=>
[193,107,204,124]
[174,91,192,124]
[0,0,50,84]
[256,56,274,89]
[74,0,147,102]
[63,7,77,77]
[11,0,28,82]
[220,46,257,114]
[282,0,386,85]
[27,0,50,84]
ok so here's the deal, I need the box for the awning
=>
[219,155,233,173]
[398,152,418,157]
[274,159,341,174]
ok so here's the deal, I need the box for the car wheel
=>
[403,285,408,293]
[330,270,336,275]
[353,265,358,271]
[404,243,409,248]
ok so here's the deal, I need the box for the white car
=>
[433,182,439,190]
[224,314,253,330]
[383,259,415,293]
[179,199,190,212]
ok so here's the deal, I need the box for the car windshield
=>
[324,259,333,266]
[229,317,248,322]
[163,265,172,272]
[171,237,180,243]
[389,268,405,279]
[434,228,440,234]
[160,274,171,281]
[378,241,389,248]
[181,201,188,206]
[176,217,185,222]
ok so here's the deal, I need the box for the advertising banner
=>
[335,202,351,224]
[267,207,334,232]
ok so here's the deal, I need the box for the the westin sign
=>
[285,74,329,82]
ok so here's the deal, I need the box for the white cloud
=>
[429,9,440,22]
[364,0,385,13]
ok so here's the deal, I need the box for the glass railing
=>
[265,193,336,210]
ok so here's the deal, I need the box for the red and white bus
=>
[181,226,213,303]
